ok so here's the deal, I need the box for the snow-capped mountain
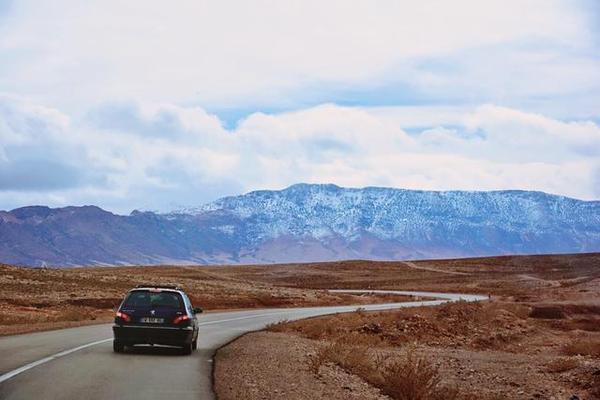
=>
[193,183,600,261]
[1,184,599,266]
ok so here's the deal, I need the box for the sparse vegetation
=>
[376,351,448,400]
[237,253,600,400]
[317,343,455,400]
[270,300,533,352]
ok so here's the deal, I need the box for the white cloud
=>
[230,104,600,199]
[1,97,598,212]
[0,0,596,116]
[1,2,597,212]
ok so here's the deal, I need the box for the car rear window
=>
[122,290,184,309]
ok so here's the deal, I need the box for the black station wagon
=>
[112,285,202,355]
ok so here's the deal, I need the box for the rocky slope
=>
[1,184,598,266]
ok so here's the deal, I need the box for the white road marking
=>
[197,312,286,326]
[0,314,284,384]
[0,338,112,384]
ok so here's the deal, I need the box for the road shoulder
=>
[214,331,387,400]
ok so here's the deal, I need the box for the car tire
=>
[182,342,193,355]
[113,339,124,353]
[192,338,197,350]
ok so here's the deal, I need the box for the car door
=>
[184,293,199,339]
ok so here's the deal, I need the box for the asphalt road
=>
[0,290,487,400]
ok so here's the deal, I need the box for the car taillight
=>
[116,311,131,322]
[173,315,190,324]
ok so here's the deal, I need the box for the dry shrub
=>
[319,340,373,376]
[563,338,600,357]
[309,333,382,375]
[377,350,448,400]
[307,348,328,375]
[545,357,580,373]
[310,341,462,400]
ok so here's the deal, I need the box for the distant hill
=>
[1,184,599,266]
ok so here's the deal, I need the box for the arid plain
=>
[2,253,599,399]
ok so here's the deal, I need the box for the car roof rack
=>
[135,284,182,290]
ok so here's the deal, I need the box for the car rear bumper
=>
[113,324,194,346]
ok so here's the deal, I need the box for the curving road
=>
[0,290,487,400]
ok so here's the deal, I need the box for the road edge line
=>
[0,338,112,384]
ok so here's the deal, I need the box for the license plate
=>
[140,317,164,323]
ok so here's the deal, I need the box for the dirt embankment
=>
[214,253,600,400]
[215,331,388,400]
[217,300,600,400]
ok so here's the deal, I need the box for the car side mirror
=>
[193,307,203,314]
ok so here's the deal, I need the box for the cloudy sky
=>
[1,0,599,213]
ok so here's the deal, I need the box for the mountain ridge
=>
[1,184,599,266]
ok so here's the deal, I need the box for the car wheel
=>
[113,339,124,353]
[182,342,193,355]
